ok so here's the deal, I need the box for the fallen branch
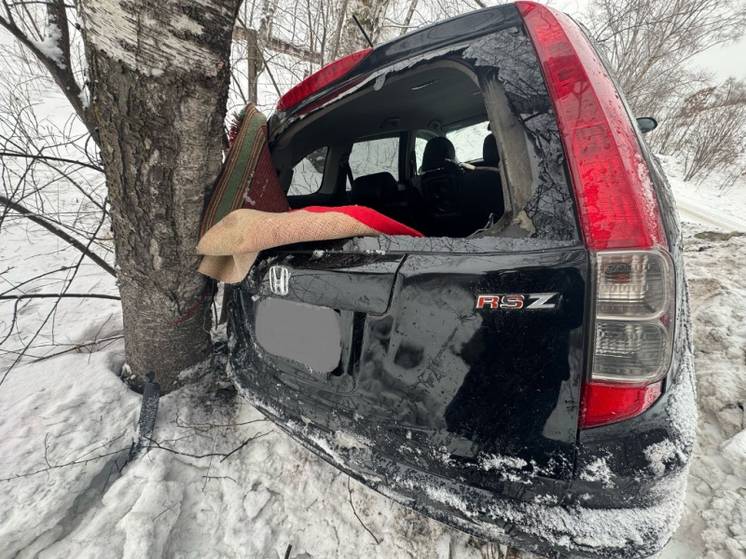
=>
[145,431,273,462]
[0,446,131,482]
[347,476,381,545]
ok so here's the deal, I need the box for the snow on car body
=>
[228,2,696,557]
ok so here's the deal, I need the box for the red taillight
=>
[580,381,662,428]
[277,48,372,112]
[517,2,672,428]
[517,1,665,251]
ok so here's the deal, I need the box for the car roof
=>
[268,3,521,140]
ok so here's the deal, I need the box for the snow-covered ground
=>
[1,154,745,558]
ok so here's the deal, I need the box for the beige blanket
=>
[197,207,383,283]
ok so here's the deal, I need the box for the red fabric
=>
[245,143,290,213]
[300,205,423,237]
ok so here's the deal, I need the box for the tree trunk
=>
[79,0,241,391]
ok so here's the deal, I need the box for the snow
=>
[661,154,746,233]
[2,109,746,559]
[0,358,498,558]
[578,458,613,486]
[644,440,685,478]
[659,204,746,558]
[30,24,65,69]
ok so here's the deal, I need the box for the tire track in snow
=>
[674,194,745,232]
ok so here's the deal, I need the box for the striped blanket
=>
[197,104,422,283]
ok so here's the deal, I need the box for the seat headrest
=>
[351,172,398,204]
[483,134,500,166]
[421,136,456,172]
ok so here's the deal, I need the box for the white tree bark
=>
[79,0,241,390]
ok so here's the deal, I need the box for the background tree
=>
[1,0,241,390]
[0,0,398,390]
[585,0,746,117]
[3,0,744,390]
[584,0,746,183]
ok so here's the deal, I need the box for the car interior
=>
[270,60,509,238]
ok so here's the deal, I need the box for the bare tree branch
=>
[0,293,120,300]
[0,195,115,277]
[0,150,103,172]
[0,3,95,139]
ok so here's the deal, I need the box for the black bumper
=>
[230,352,695,559]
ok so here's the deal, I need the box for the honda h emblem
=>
[268,265,290,296]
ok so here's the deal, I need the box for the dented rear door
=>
[230,241,588,496]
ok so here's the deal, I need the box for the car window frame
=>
[345,133,403,190]
[286,146,330,197]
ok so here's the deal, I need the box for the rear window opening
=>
[270,27,580,248]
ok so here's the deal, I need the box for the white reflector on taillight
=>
[593,320,670,383]
[591,249,674,385]
[595,250,671,319]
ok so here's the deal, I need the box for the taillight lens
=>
[517,2,674,428]
[277,48,372,112]
[581,382,662,428]
[592,249,673,385]
[595,250,670,318]
[593,321,669,379]
[517,1,665,251]
[583,250,674,427]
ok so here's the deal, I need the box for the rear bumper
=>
[230,351,694,559]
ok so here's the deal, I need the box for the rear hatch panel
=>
[230,246,588,497]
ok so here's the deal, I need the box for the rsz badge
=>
[475,293,559,310]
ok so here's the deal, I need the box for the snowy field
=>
[1,155,745,558]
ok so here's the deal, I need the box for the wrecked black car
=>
[227,2,696,557]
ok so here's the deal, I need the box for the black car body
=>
[227,2,696,557]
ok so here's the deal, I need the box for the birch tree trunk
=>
[79,0,241,390]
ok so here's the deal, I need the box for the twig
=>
[144,431,273,462]
[153,504,177,521]
[28,334,123,362]
[0,150,103,172]
[347,476,380,545]
[174,410,267,431]
[220,431,273,462]
[0,446,130,482]
[201,475,239,485]
[0,265,75,296]
[202,436,218,492]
